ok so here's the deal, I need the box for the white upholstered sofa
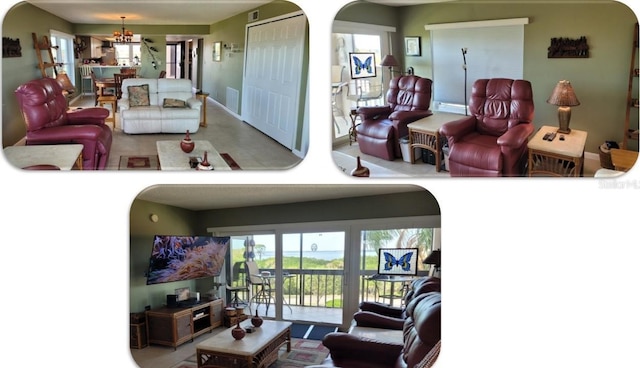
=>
[119,78,202,134]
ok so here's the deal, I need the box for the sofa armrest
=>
[27,124,106,143]
[357,105,392,119]
[439,116,476,142]
[322,332,402,367]
[388,109,433,124]
[119,99,130,111]
[353,311,404,330]
[497,123,534,148]
[67,108,109,125]
[359,301,403,318]
[186,97,202,110]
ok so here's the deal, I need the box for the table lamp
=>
[547,80,580,134]
[422,249,441,273]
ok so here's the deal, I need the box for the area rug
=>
[291,323,338,340]
[118,155,159,170]
[220,152,241,170]
[171,338,329,368]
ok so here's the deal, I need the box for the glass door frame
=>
[208,215,439,330]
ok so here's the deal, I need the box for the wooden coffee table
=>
[196,320,291,368]
[156,140,231,170]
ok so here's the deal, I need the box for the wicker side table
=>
[527,125,587,177]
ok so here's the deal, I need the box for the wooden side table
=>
[348,108,359,145]
[196,92,210,127]
[4,144,83,170]
[527,125,588,177]
[407,112,464,171]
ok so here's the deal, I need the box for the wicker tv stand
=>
[146,299,223,349]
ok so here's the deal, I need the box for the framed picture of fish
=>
[349,52,376,79]
[405,36,421,56]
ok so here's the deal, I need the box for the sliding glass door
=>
[281,231,345,325]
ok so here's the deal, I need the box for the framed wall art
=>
[405,36,421,56]
[349,52,376,79]
[212,41,222,62]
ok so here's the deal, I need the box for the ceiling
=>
[25,0,273,25]
[136,184,425,211]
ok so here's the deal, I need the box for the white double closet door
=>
[241,13,306,150]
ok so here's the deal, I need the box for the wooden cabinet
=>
[146,299,223,349]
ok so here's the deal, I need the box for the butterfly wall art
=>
[349,52,377,79]
[377,248,419,276]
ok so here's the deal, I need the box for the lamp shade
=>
[423,250,441,267]
[381,54,399,67]
[546,80,580,107]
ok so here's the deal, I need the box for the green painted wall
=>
[1,2,75,147]
[336,1,639,152]
[129,189,440,312]
[130,199,199,313]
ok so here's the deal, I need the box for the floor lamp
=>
[461,48,468,116]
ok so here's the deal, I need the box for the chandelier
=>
[113,16,134,43]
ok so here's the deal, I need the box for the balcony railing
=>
[231,268,425,310]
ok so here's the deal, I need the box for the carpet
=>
[171,338,329,368]
[290,323,338,340]
[118,155,159,170]
[221,153,241,170]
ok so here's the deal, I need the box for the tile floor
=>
[70,95,302,170]
[333,141,601,178]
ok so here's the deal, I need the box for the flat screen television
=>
[146,235,230,285]
[377,248,419,276]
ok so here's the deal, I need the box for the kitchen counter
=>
[83,65,140,78]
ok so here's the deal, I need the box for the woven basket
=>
[599,143,614,169]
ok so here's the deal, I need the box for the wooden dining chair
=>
[90,70,115,106]
[114,73,135,99]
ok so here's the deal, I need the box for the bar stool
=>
[227,284,249,307]
[79,64,93,96]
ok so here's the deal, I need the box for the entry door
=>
[241,14,306,149]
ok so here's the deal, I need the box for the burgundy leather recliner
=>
[439,78,535,176]
[318,291,441,368]
[353,276,441,330]
[356,76,433,160]
[14,77,112,170]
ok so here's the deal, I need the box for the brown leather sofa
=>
[318,291,441,368]
[14,77,112,170]
[439,78,535,176]
[354,276,441,330]
[356,76,433,160]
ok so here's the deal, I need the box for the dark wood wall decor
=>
[548,36,589,58]
[2,37,22,58]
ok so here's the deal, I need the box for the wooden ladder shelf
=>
[32,32,61,78]
[623,23,639,149]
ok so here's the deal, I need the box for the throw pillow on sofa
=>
[128,84,150,107]
[163,98,187,108]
